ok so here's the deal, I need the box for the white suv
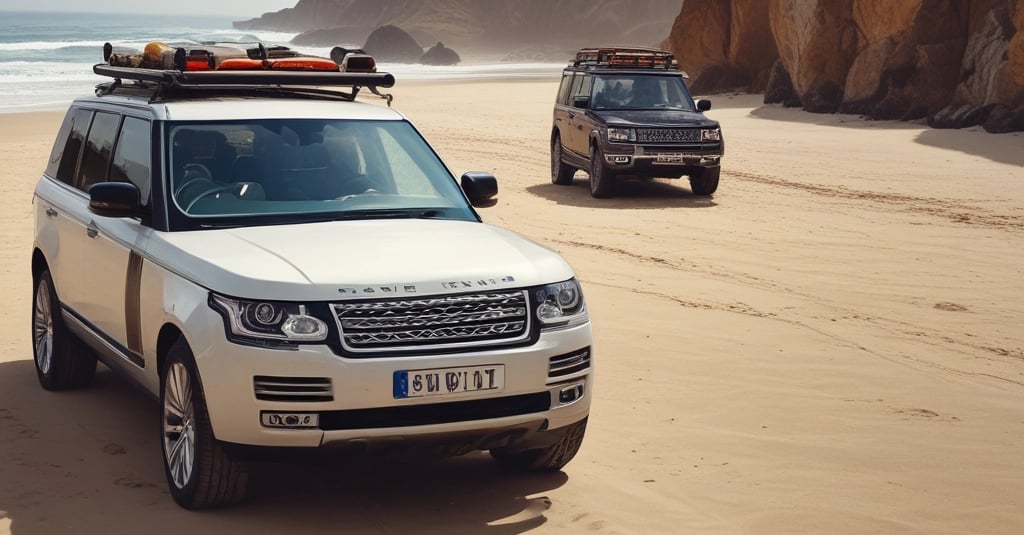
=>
[31,64,592,508]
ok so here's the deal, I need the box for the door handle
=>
[568,112,576,119]
[86,222,99,239]
[45,207,58,218]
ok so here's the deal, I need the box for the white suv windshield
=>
[590,75,695,111]
[166,119,476,223]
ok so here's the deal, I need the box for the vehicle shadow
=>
[0,359,568,535]
[527,173,718,209]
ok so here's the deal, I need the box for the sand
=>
[1,81,1023,534]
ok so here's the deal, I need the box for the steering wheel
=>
[184,185,237,213]
[174,164,215,196]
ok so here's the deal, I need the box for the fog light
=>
[558,384,585,404]
[261,412,319,429]
[612,156,631,164]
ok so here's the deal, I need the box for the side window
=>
[570,74,592,108]
[110,117,153,204]
[556,73,573,106]
[54,108,93,185]
[76,111,121,192]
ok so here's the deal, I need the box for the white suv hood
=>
[152,219,574,301]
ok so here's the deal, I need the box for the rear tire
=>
[551,134,574,185]
[690,166,720,196]
[589,146,615,198]
[161,338,248,509]
[32,270,96,391]
[490,418,588,472]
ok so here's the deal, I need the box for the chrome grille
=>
[333,291,530,352]
[637,128,700,143]
[254,376,333,402]
[548,347,591,381]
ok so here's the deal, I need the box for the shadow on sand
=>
[0,359,568,535]
[527,173,718,209]
[747,100,1024,167]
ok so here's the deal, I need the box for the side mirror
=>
[460,172,498,208]
[696,99,712,112]
[572,96,590,109]
[89,182,146,218]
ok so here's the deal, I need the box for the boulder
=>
[764,60,802,107]
[363,25,423,64]
[929,103,994,128]
[666,0,778,94]
[290,26,369,47]
[953,0,1017,106]
[1012,0,1024,88]
[769,0,860,113]
[421,42,461,66]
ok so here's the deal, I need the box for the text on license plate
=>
[656,153,685,164]
[393,365,505,399]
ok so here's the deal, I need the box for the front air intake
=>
[548,347,591,381]
[254,376,333,402]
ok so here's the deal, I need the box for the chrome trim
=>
[332,290,532,353]
[62,309,144,368]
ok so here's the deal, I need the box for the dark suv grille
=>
[637,128,700,143]
[332,290,530,352]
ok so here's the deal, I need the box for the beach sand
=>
[1,81,1023,534]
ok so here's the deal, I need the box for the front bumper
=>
[601,141,723,177]
[189,302,593,449]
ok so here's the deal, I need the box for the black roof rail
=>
[92,64,396,104]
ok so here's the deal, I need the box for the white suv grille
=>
[332,290,530,353]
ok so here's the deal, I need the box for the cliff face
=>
[666,0,1024,132]
[235,0,682,51]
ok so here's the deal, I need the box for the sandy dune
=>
[1,81,1023,534]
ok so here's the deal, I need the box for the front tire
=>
[690,166,720,196]
[32,270,96,390]
[161,338,248,509]
[551,134,574,185]
[490,418,588,472]
[589,146,616,198]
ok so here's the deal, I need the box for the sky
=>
[0,0,296,17]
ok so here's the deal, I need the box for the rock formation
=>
[363,25,423,63]
[235,0,681,53]
[665,0,1024,132]
[420,43,461,66]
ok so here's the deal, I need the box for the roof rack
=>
[573,47,679,70]
[93,64,396,105]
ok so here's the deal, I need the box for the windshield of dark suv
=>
[590,74,695,111]
[165,119,477,226]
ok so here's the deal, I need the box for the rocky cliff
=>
[666,0,1024,132]
[235,0,681,54]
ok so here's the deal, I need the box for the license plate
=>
[393,365,505,399]
[656,153,685,164]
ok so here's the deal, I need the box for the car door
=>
[566,73,594,158]
[35,107,92,311]
[75,113,153,368]
[553,72,574,152]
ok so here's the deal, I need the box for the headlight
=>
[534,279,588,329]
[210,294,328,344]
[607,128,636,142]
[701,128,721,142]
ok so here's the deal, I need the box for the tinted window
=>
[557,74,573,105]
[110,117,152,204]
[570,74,592,108]
[55,109,93,185]
[77,111,121,192]
[591,75,695,111]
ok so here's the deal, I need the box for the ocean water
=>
[0,10,564,113]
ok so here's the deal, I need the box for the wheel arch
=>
[157,323,186,377]
[32,248,48,283]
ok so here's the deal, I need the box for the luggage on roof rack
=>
[94,41,394,104]
[572,47,679,70]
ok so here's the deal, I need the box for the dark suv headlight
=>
[533,279,588,329]
[607,128,636,142]
[701,128,721,142]
[210,293,328,344]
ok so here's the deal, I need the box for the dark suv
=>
[551,48,724,198]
